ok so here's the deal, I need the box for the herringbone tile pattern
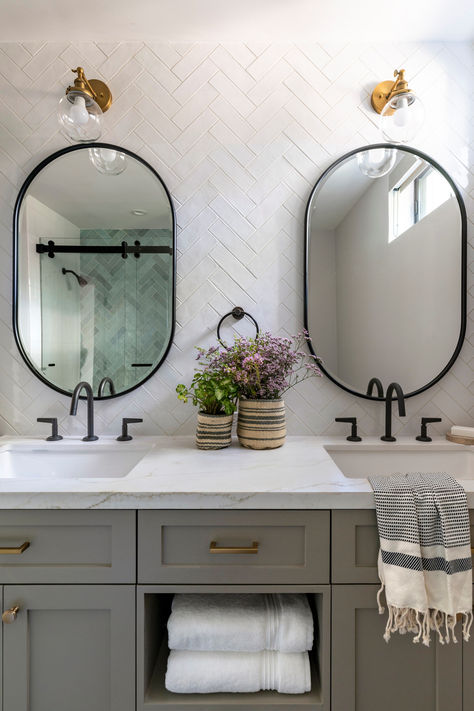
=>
[0,41,472,437]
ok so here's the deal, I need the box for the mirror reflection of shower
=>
[61,267,88,287]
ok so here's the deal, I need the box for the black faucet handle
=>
[117,418,143,442]
[37,417,63,442]
[416,417,442,442]
[335,417,362,442]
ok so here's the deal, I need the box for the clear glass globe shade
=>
[357,148,396,178]
[380,92,424,144]
[58,91,103,142]
[89,147,127,175]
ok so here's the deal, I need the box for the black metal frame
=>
[12,142,176,401]
[303,143,467,402]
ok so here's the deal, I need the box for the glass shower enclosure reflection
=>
[39,228,172,394]
[14,144,175,398]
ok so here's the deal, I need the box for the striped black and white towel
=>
[369,472,473,646]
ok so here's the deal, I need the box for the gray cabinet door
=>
[332,585,462,711]
[332,510,379,583]
[0,585,2,706]
[463,586,474,710]
[3,585,135,711]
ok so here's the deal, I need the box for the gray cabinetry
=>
[137,584,331,711]
[0,510,136,711]
[0,506,470,710]
[463,587,474,711]
[332,510,473,710]
[331,509,379,583]
[0,510,136,583]
[0,586,2,705]
[332,585,463,711]
[138,510,330,584]
[2,584,135,711]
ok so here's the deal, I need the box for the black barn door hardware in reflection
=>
[36,240,173,259]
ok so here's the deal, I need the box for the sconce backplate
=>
[88,79,112,112]
[371,80,395,114]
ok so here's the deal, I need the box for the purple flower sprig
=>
[198,330,322,400]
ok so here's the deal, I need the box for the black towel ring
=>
[216,307,259,347]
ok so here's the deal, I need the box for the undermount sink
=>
[325,444,474,480]
[0,442,153,479]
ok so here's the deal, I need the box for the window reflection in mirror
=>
[389,157,454,242]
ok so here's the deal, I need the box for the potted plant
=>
[176,347,239,450]
[200,331,323,449]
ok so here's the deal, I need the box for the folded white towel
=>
[167,593,313,652]
[165,649,311,694]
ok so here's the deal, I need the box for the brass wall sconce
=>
[58,67,112,142]
[371,69,424,143]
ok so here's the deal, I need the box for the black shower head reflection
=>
[61,267,88,287]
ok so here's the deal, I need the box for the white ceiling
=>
[27,149,172,229]
[311,159,375,231]
[0,0,472,41]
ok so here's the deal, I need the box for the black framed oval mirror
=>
[13,143,175,399]
[304,144,467,400]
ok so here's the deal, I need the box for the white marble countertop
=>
[0,435,472,510]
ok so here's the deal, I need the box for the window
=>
[416,167,454,221]
[389,165,454,242]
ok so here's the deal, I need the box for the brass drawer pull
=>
[209,541,259,554]
[2,606,20,624]
[0,541,30,555]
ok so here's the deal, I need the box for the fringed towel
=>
[369,472,473,646]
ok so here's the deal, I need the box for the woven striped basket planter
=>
[196,412,233,450]
[237,399,286,449]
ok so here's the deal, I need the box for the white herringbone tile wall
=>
[0,41,472,437]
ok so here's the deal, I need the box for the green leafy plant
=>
[176,357,238,416]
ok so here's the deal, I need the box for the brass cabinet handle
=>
[209,541,259,554]
[0,541,30,555]
[2,606,20,624]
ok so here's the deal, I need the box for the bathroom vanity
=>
[0,435,472,711]
[5,139,470,710]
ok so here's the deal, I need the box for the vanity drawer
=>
[0,510,135,583]
[332,510,380,583]
[332,510,474,584]
[138,510,330,584]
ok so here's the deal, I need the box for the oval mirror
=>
[13,143,175,399]
[304,144,466,400]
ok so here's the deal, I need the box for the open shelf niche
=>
[137,585,330,711]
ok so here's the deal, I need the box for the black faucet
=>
[98,377,116,397]
[69,381,98,442]
[381,382,406,442]
[367,377,384,398]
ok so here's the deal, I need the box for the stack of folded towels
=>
[165,593,313,694]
